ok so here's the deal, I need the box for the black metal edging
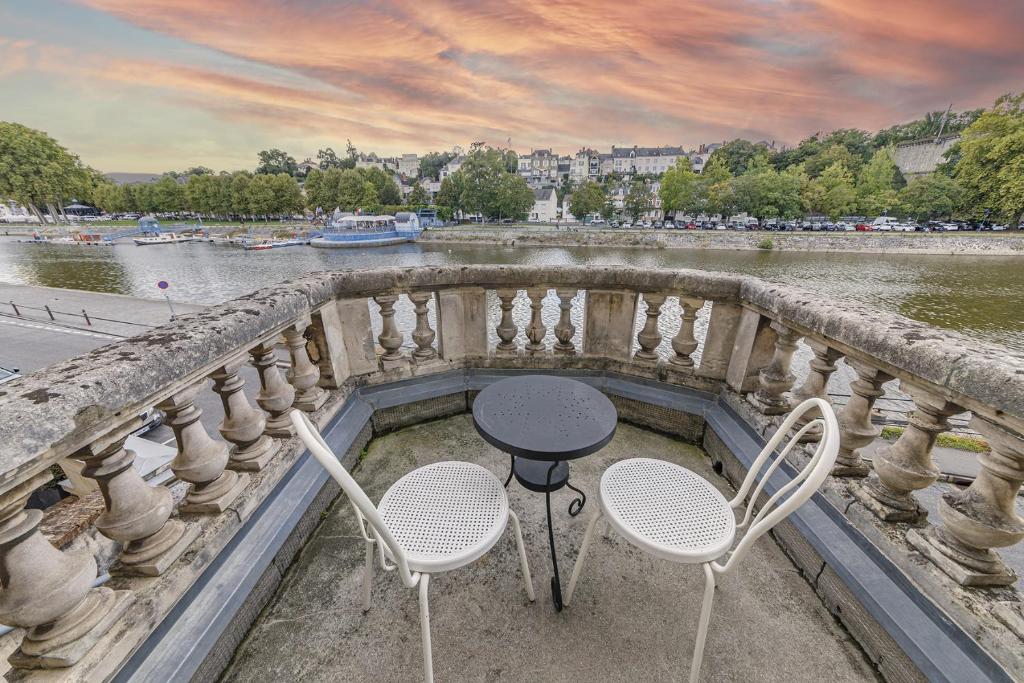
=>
[114,369,1006,682]
[704,400,1010,683]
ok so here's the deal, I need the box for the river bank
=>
[420,227,1024,256]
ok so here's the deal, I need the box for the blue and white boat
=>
[310,213,421,249]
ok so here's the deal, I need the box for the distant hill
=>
[105,172,162,185]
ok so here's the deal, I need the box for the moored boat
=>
[309,214,421,249]
[133,232,196,246]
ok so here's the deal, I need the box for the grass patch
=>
[880,426,989,452]
[756,237,774,250]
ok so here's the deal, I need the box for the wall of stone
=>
[893,135,960,177]
[421,228,1024,256]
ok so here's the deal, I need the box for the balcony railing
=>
[0,265,1021,680]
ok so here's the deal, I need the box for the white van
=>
[871,217,900,231]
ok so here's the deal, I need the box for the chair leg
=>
[418,574,434,683]
[565,509,603,607]
[508,510,536,602]
[362,540,374,612]
[689,564,716,683]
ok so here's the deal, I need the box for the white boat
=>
[133,232,196,246]
[310,214,421,249]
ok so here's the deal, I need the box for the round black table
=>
[473,375,617,610]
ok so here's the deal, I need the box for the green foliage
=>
[659,158,698,215]
[856,148,901,216]
[316,147,347,170]
[730,159,803,219]
[493,173,534,221]
[900,173,962,221]
[873,109,983,147]
[0,122,90,218]
[804,162,857,219]
[358,181,381,214]
[756,237,774,250]
[698,155,733,216]
[435,172,466,218]
[406,182,430,207]
[707,139,769,175]
[418,151,456,180]
[255,148,298,176]
[304,167,399,212]
[623,181,652,220]
[569,181,607,220]
[435,144,530,220]
[954,93,1024,223]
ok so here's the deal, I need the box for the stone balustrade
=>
[0,265,1021,680]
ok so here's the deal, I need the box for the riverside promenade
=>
[0,283,205,373]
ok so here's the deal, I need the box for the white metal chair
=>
[291,410,535,683]
[565,398,839,682]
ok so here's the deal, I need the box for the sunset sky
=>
[2,0,1022,172]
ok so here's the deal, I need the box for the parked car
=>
[992,224,1007,231]
[663,221,675,229]
[621,220,632,228]
[0,365,21,386]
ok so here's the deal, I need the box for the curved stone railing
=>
[0,265,1022,679]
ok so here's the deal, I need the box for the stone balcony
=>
[0,265,1021,682]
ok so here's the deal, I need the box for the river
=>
[0,237,1021,351]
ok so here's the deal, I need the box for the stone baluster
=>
[158,383,249,513]
[495,288,519,355]
[211,356,280,471]
[1,472,133,669]
[669,297,704,367]
[308,311,337,389]
[853,381,960,523]
[524,287,548,354]
[834,361,892,477]
[553,289,577,355]
[408,291,438,362]
[634,293,666,363]
[788,340,844,440]
[250,340,296,438]
[77,430,199,576]
[284,322,328,410]
[750,321,802,414]
[373,294,406,370]
[909,417,1024,586]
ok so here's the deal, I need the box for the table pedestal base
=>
[506,456,587,611]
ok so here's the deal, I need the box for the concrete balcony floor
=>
[223,415,877,682]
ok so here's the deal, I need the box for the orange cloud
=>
[36,0,1024,157]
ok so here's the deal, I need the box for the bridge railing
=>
[0,265,1021,679]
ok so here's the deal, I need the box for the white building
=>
[355,154,390,171]
[570,149,613,182]
[519,149,558,184]
[611,146,685,175]
[396,154,420,178]
[529,188,558,223]
[440,156,465,180]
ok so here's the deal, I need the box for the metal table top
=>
[472,375,617,461]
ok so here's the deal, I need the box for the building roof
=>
[612,146,685,158]
[533,188,556,202]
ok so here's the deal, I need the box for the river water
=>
[1,237,1020,351]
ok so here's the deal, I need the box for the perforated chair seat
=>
[600,458,736,563]
[379,461,509,573]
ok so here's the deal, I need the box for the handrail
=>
[1,265,1021,496]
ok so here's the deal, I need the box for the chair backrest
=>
[715,397,839,574]
[290,410,417,586]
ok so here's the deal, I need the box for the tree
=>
[245,174,278,215]
[337,169,366,209]
[569,181,606,220]
[730,157,802,219]
[697,155,733,215]
[153,174,186,213]
[419,151,456,180]
[954,93,1024,223]
[436,171,467,219]
[255,148,298,176]
[659,157,698,215]
[707,139,769,176]
[358,181,381,214]
[0,122,90,221]
[229,171,253,216]
[360,166,401,205]
[623,181,652,221]
[458,144,505,217]
[807,162,857,219]
[855,148,901,216]
[493,173,534,221]
[270,173,303,216]
[803,144,861,178]
[317,148,343,170]
[406,182,430,207]
[900,174,962,221]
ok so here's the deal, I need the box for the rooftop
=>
[224,414,875,682]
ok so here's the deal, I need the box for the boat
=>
[133,232,196,246]
[242,240,275,251]
[309,213,421,249]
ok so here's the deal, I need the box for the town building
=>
[440,156,465,180]
[518,149,559,184]
[611,146,686,175]
[396,154,420,178]
[529,187,558,222]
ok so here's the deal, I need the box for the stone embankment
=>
[420,227,1024,256]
